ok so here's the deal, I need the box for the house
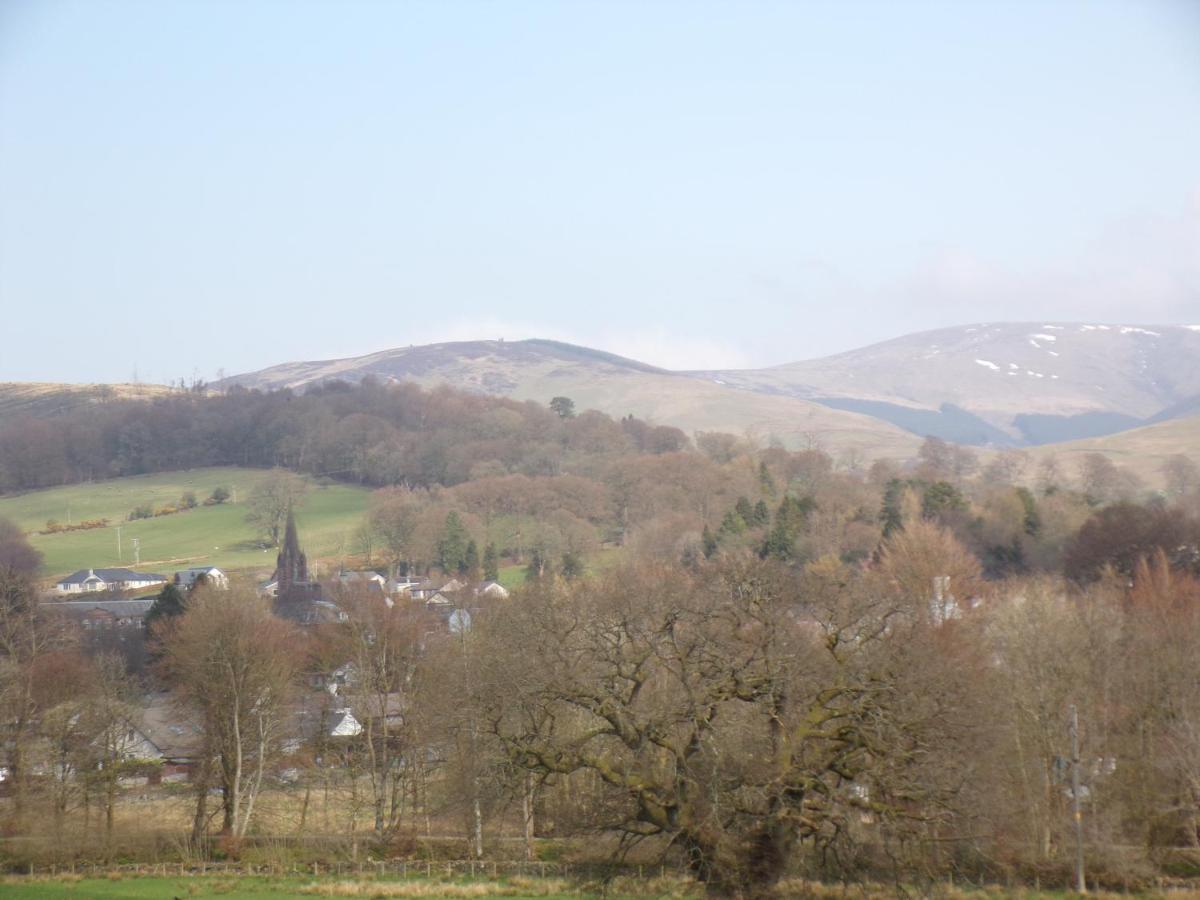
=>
[409,577,466,601]
[42,597,156,629]
[474,580,510,599]
[53,568,167,595]
[388,576,423,596]
[333,570,387,593]
[174,566,229,590]
[123,695,205,782]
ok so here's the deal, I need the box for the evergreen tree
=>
[144,582,186,635]
[549,396,576,419]
[776,495,816,534]
[560,551,584,580]
[879,478,905,538]
[462,539,479,576]
[752,500,770,527]
[718,510,746,537]
[701,525,718,559]
[758,460,777,497]
[921,481,967,522]
[1015,487,1042,537]
[734,497,755,526]
[437,511,470,573]
[482,543,500,581]
[761,520,795,561]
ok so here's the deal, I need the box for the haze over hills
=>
[222,323,1200,449]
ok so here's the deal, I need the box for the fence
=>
[5,858,672,881]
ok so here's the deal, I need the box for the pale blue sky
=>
[2,0,1198,382]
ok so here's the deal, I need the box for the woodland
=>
[1,379,1200,895]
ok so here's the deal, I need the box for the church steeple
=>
[274,506,309,592]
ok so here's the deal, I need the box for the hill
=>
[219,339,923,460]
[0,468,370,581]
[1021,415,1200,489]
[0,382,175,422]
[699,323,1200,444]
[222,324,1200,449]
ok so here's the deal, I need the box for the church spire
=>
[282,507,301,559]
[275,506,308,591]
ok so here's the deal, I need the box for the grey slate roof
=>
[45,598,156,616]
[56,568,167,586]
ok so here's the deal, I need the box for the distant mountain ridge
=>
[221,323,1200,449]
[694,322,1200,445]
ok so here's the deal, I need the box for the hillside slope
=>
[699,323,1200,444]
[1021,415,1200,489]
[0,467,369,579]
[222,339,923,460]
[0,382,175,422]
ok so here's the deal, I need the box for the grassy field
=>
[0,468,371,580]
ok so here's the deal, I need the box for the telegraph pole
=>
[1069,704,1086,893]
[116,526,122,561]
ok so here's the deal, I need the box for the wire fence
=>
[4,857,671,880]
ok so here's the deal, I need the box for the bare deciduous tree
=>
[161,585,300,839]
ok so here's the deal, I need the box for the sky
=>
[1,0,1198,383]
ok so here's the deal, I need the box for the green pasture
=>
[0,468,371,580]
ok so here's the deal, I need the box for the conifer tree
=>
[437,511,470,573]
[482,543,500,581]
[462,539,479,577]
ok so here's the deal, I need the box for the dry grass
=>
[297,879,572,897]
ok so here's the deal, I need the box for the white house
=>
[53,568,167,595]
[173,566,229,590]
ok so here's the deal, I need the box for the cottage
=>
[173,566,229,590]
[124,695,204,781]
[53,567,166,595]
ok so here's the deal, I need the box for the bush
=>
[210,486,231,504]
[129,504,154,521]
[180,491,198,509]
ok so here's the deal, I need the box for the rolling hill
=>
[220,339,924,460]
[696,323,1200,445]
[0,468,370,581]
[0,382,176,423]
[222,324,1200,449]
[1021,414,1200,489]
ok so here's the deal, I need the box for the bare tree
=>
[245,470,309,547]
[161,585,300,839]
[336,588,429,838]
[470,559,972,892]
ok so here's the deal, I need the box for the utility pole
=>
[132,538,141,567]
[116,526,122,561]
[1069,704,1086,894]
